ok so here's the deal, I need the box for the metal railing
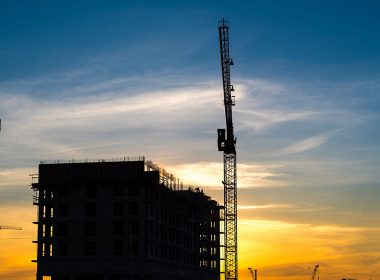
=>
[40,156,145,165]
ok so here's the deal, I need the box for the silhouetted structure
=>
[217,19,238,280]
[32,157,222,280]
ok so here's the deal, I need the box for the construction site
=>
[26,18,363,280]
[29,19,237,280]
[1,1,378,279]
[31,158,222,280]
[0,17,365,280]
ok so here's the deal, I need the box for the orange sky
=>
[0,204,35,280]
[1,1,380,279]
[1,181,380,280]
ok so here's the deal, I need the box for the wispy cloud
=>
[234,78,372,138]
[234,79,320,133]
[238,203,296,210]
[0,83,222,166]
[0,168,32,188]
[238,203,332,212]
[0,168,34,204]
[238,108,318,133]
[171,162,287,189]
[277,131,336,155]
[2,76,327,166]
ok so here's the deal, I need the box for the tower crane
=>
[311,265,319,280]
[217,18,238,280]
[0,225,22,230]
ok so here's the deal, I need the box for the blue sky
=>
[0,1,380,279]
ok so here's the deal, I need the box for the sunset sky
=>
[1,1,380,279]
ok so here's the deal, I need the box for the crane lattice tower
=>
[217,18,238,280]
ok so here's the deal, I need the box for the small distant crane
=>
[0,225,22,230]
[248,268,257,280]
[311,265,319,280]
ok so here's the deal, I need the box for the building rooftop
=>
[37,156,210,196]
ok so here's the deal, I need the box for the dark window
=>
[130,221,139,235]
[113,241,123,255]
[149,205,154,217]
[84,184,97,197]
[46,190,53,200]
[58,204,68,217]
[77,276,103,280]
[58,188,68,198]
[131,241,139,255]
[113,221,123,235]
[85,203,96,216]
[55,241,67,256]
[113,202,123,216]
[57,222,67,236]
[113,185,123,196]
[44,243,52,257]
[129,186,139,196]
[84,222,96,236]
[129,202,139,215]
[84,241,96,256]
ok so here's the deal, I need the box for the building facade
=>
[32,157,222,280]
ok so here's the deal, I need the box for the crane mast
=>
[217,18,238,280]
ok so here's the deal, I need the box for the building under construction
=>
[32,157,223,280]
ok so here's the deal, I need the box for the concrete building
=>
[32,157,222,280]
